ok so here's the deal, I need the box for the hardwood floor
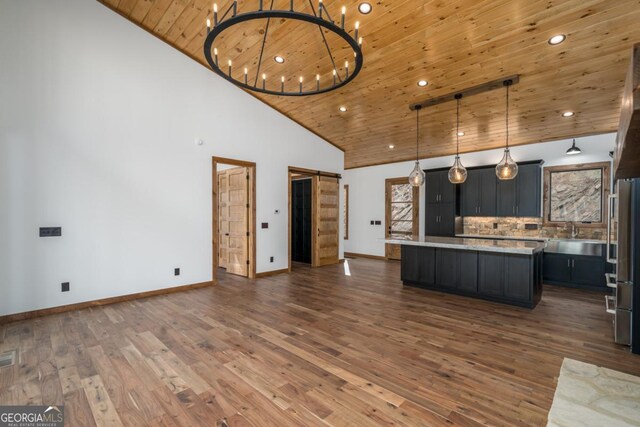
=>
[1,258,637,426]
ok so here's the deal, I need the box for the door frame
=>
[288,166,341,271]
[212,157,256,280]
[385,177,420,259]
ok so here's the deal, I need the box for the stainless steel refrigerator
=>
[606,179,634,346]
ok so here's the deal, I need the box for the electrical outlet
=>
[40,227,62,237]
[174,268,180,276]
[61,282,70,292]
[270,256,274,263]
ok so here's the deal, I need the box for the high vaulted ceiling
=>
[100,0,640,168]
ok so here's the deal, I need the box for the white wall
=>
[0,0,344,316]
[344,134,616,256]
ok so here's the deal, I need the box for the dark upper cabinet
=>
[497,178,517,216]
[425,205,440,236]
[425,203,455,237]
[462,168,502,217]
[426,170,455,204]
[461,170,480,216]
[425,169,458,237]
[479,169,498,216]
[438,203,456,236]
[425,173,440,204]
[515,163,541,217]
[496,162,542,217]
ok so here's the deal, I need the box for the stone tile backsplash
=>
[462,217,606,241]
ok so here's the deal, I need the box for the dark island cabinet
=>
[461,168,497,216]
[543,251,607,290]
[402,245,542,308]
[497,163,542,217]
[435,248,478,291]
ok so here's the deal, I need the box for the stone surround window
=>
[543,162,611,229]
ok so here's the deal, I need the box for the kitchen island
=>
[385,236,545,308]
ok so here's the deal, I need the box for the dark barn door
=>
[292,178,312,263]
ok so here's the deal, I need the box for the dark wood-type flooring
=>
[1,257,638,426]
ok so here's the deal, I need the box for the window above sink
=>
[543,161,611,229]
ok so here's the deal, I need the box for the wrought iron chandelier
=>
[204,0,364,96]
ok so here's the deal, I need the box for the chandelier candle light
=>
[495,79,518,180]
[204,0,364,96]
[409,106,426,187]
[448,93,468,184]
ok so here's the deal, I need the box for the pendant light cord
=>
[505,81,510,150]
[455,94,461,156]
[415,106,421,161]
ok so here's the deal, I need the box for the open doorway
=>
[212,157,256,280]
[291,177,312,264]
[288,167,341,271]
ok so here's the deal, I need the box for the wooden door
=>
[219,167,249,277]
[385,178,419,260]
[313,176,339,266]
[218,170,229,269]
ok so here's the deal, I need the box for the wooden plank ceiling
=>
[99,0,640,169]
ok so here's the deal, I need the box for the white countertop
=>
[384,236,545,254]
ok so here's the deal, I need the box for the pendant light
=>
[448,94,467,184]
[409,105,426,187]
[496,79,518,180]
[566,139,582,155]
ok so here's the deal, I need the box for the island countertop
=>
[384,235,545,255]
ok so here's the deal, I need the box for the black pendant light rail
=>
[409,75,520,110]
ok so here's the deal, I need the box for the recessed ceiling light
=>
[548,34,566,45]
[562,111,575,117]
[358,2,372,14]
[274,55,285,64]
[417,80,428,87]
[457,131,465,136]
[339,106,347,112]
[388,144,395,149]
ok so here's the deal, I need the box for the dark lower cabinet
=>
[402,245,541,308]
[542,253,572,283]
[543,252,606,290]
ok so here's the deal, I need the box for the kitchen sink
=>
[544,239,604,257]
